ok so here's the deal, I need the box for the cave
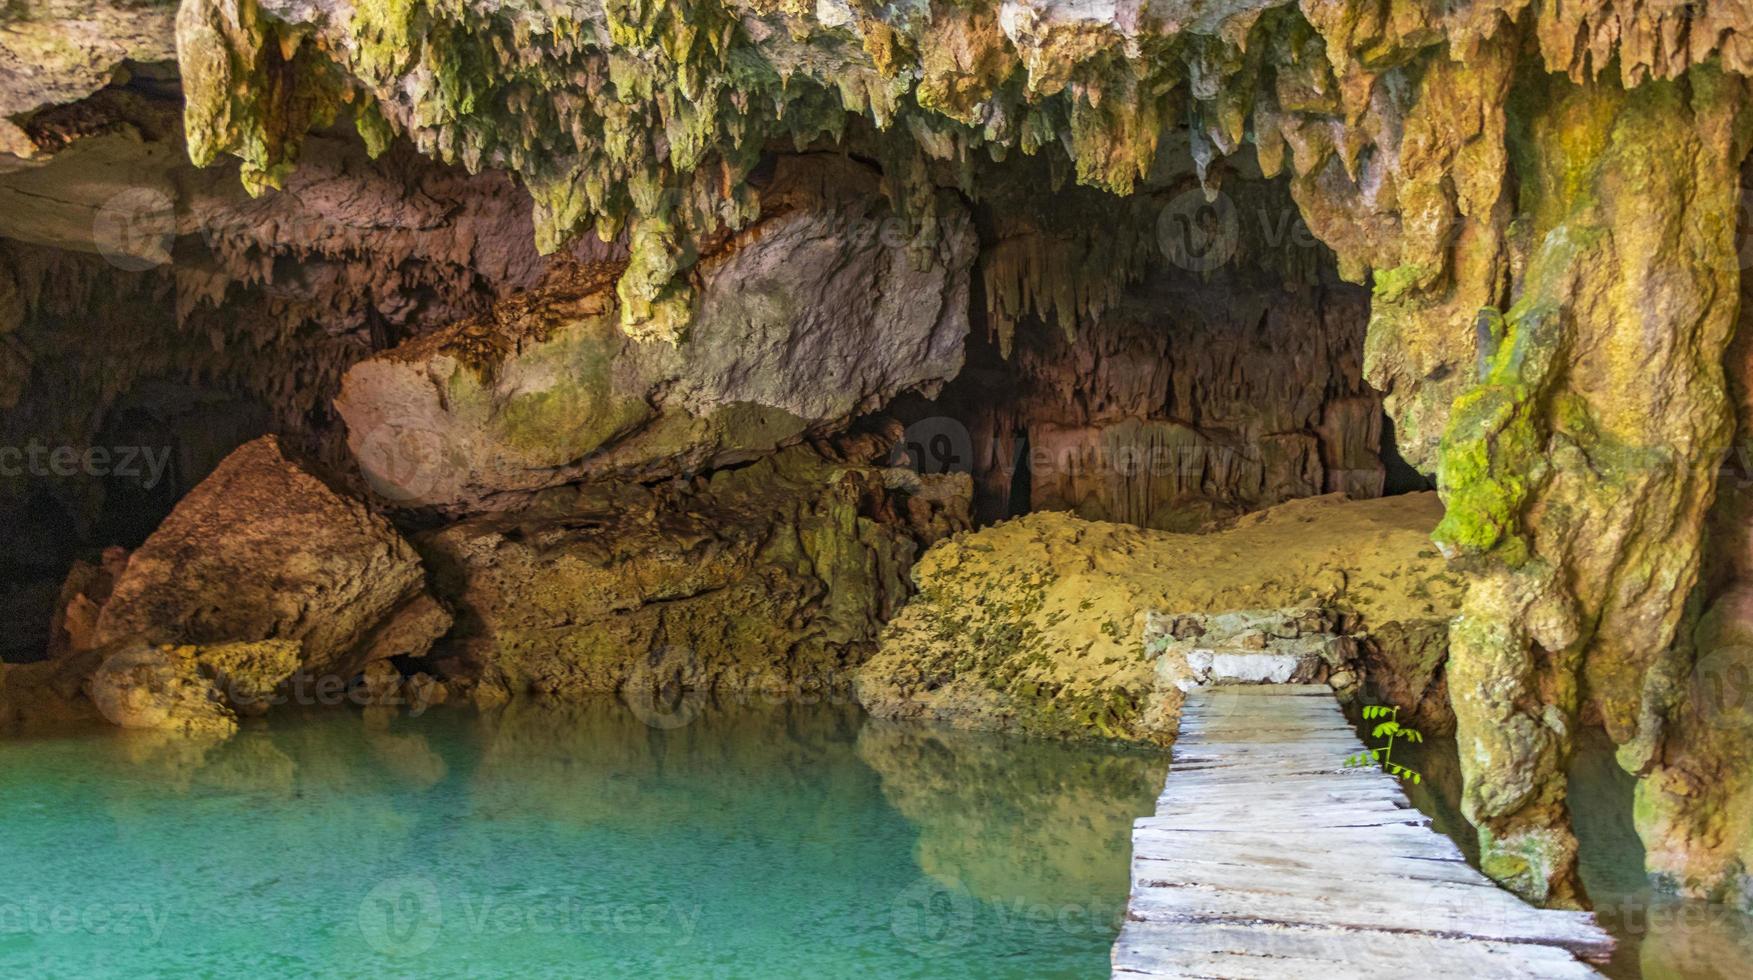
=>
[2,2,1752,977]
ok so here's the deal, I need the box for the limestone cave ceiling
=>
[4,0,1753,919]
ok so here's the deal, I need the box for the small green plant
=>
[1346,704,1425,784]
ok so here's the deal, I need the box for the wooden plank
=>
[1133,847,1485,886]
[1113,920,1602,979]
[1132,826,1468,863]
[1126,887,1609,955]
[1114,683,1613,978]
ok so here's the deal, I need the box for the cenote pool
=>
[0,700,1167,978]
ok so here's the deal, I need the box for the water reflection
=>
[1392,728,1753,979]
[1569,732,1753,980]
[0,697,1165,978]
[857,718,1166,913]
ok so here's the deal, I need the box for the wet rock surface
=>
[419,444,970,703]
[86,639,300,736]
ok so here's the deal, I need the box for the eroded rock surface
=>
[0,1,176,158]
[858,492,1461,741]
[420,443,969,702]
[86,639,300,736]
[90,435,450,679]
[337,156,974,510]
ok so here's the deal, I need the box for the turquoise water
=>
[0,700,1166,978]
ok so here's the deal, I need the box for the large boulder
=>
[91,435,450,681]
[335,155,975,511]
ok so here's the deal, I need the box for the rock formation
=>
[0,2,176,158]
[917,248,1384,530]
[86,639,300,736]
[421,443,969,702]
[335,155,974,510]
[86,435,450,681]
[857,492,1461,741]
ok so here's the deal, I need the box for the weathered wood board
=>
[1113,684,1615,978]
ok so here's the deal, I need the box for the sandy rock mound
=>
[90,435,450,682]
[856,493,1463,741]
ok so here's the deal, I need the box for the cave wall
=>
[1637,149,1753,913]
[891,164,1389,531]
[0,74,610,660]
[956,267,1380,531]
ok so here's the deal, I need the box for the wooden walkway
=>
[1113,684,1615,979]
